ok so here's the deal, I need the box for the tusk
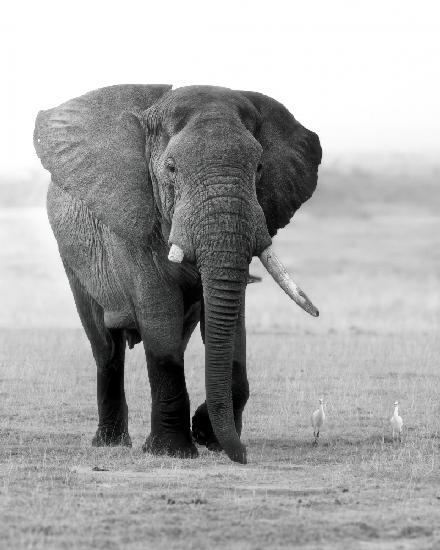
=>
[259,245,319,317]
[168,244,184,263]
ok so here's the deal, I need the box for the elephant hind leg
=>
[63,263,131,447]
[93,327,131,447]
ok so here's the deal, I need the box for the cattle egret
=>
[311,398,325,444]
[390,401,403,441]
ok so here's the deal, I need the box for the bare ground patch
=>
[1,329,440,549]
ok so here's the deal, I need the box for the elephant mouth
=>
[168,243,319,317]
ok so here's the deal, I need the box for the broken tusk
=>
[259,245,319,317]
[168,244,184,263]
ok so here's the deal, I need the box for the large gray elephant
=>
[34,84,321,463]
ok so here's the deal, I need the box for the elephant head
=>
[34,84,321,462]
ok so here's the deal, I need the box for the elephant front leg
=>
[192,299,249,451]
[142,350,198,458]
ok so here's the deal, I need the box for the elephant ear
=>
[239,91,322,237]
[34,84,172,245]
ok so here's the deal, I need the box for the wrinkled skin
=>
[34,85,321,463]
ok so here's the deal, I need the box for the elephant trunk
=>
[169,184,267,463]
[200,256,248,463]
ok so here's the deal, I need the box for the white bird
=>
[311,398,325,444]
[390,401,403,441]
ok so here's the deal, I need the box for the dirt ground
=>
[0,168,439,549]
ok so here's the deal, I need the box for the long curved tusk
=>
[168,244,184,263]
[259,245,319,317]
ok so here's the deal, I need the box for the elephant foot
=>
[207,438,223,452]
[192,402,223,452]
[92,427,132,447]
[142,432,198,459]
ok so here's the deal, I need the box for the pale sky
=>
[1,0,439,177]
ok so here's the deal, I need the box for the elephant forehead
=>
[165,86,260,133]
[171,123,262,166]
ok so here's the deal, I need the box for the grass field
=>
[1,166,439,549]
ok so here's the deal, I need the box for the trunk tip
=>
[227,443,247,464]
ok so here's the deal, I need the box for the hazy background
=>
[0,0,439,329]
[1,0,439,175]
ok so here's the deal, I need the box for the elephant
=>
[33,84,321,464]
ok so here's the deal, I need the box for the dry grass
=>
[1,168,439,549]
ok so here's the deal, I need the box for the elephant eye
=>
[256,162,263,173]
[166,157,176,174]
